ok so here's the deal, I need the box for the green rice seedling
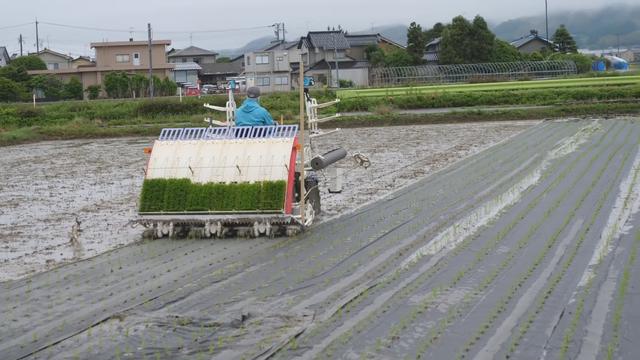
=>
[162,178,190,211]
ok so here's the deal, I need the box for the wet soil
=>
[0,121,533,281]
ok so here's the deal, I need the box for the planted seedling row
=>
[458,125,635,359]
[557,140,640,359]
[603,230,640,359]
[288,121,608,358]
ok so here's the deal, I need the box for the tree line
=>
[366,14,591,72]
[0,56,178,102]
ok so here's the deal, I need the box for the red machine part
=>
[284,136,299,215]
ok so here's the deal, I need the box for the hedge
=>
[139,178,287,213]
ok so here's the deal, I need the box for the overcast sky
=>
[1,0,634,57]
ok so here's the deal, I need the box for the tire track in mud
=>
[0,120,610,360]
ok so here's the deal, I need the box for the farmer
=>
[235,86,276,126]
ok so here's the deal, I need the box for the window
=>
[246,56,251,66]
[47,63,59,70]
[274,76,288,85]
[257,77,270,86]
[116,54,130,63]
[192,57,201,64]
[256,54,269,64]
[182,58,187,63]
[133,53,140,66]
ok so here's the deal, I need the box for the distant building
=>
[30,48,73,70]
[344,33,405,60]
[173,62,201,86]
[423,37,441,64]
[28,39,175,99]
[71,56,94,69]
[617,49,637,63]
[168,46,218,64]
[244,41,300,93]
[199,56,244,85]
[510,30,554,54]
[294,31,405,88]
[0,46,9,67]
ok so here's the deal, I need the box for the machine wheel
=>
[307,187,321,216]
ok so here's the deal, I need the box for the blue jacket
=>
[235,98,275,126]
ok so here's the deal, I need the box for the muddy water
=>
[0,121,534,281]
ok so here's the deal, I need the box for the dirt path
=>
[2,119,639,360]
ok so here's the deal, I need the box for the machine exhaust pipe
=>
[310,148,348,170]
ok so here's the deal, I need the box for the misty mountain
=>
[215,4,640,58]
[217,24,410,57]
[217,36,278,58]
[492,4,640,49]
[351,24,408,46]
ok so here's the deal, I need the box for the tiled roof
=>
[510,34,553,49]
[0,46,9,61]
[307,31,351,50]
[173,62,202,71]
[345,34,379,47]
[200,62,242,75]
[168,46,218,57]
[263,41,299,51]
[308,59,369,70]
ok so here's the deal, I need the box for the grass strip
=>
[2,103,640,147]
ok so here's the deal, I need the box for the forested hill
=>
[493,4,640,49]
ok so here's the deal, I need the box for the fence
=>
[369,61,578,87]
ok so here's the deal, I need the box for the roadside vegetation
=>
[1,88,639,146]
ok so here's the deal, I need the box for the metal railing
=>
[158,125,299,141]
[370,61,578,87]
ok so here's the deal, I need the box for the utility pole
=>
[147,23,154,98]
[333,30,340,88]
[19,34,24,56]
[35,19,40,54]
[298,60,305,226]
[544,0,549,44]
[282,23,286,43]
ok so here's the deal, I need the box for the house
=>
[31,48,73,70]
[0,47,10,67]
[173,62,201,86]
[168,46,218,64]
[199,56,244,85]
[423,37,441,64]
[28,39,174,98]
[510,30,554,54]
[296,30,398,87]
[242,31,405,92]
[344,33,405,60]
[71,56,94,69]
[244,41,300,93]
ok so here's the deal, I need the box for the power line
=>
[38,21,144,33]
[155,25,274,34]
[37,20,273,35]
[0,22,34,30]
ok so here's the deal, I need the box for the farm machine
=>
[136,84,369,238]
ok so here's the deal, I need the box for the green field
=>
[337,75,640,98]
